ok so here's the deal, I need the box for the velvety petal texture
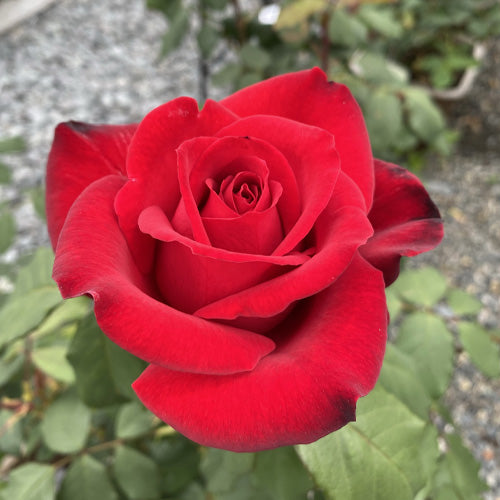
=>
[360,159,444,285]
[133,255,387,452]
[47,68,443,452]
[46,121,137,247]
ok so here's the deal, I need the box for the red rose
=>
[47,68,443,452]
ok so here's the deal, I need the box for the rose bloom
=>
[47,69,443,452]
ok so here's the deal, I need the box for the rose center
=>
[220,171,263,214]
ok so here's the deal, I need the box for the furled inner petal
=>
[201,181,283,255]
[224,171,261,213]
[216,115,340,257]
[177,135,302,238]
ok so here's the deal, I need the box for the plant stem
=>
[230,0,245,45]
[51,438,125,469]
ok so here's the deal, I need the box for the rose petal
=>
[46,121,137,248]
[138,205,308,266]
[360,159,444,285]
[133,254,387,452]
[114,98,237,272]
[220,67,374,210]
[177,134,301,238]
[195,172,372,323]
[201,181,283,255]
[216,115,340,256]
[153,240,288,314]
[53,175,275,374]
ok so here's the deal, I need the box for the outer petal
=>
[360,159,444,285]
[220,67,374,210]
[52,175,275,375]
[46,121,137,248]
[133,254,387,452]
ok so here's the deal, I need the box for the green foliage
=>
[458,322,500,378]
[113,445,161,499]
[115,402,155,439]
[58,455,118,500]
[200,446,314,499]
[297,387,438,500]
[0,248,62,348]
[0,463,54,500]
[147,0,500,163]
[41,390,91,454]
[0,136,26,154]
[0,209,15,254]
[67,314,146,407]
[396,312,454,398]
[431,433,488,499]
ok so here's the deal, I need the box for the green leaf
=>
[32,346,75,383]
[30,187,46,220]
[0,162,12,184]
[296,387,438,500]
[385,287,403,320]
[0,288,62,347]
[0,210,15,253]
[403,87,446,143]
[328,8,368,46]
[160,8,190,58]
[358,5,403,38]
[0,136,26,154]
[67,314,146,407]
[0,354,23,387]
[350,51,409,85]
[150,438,200,495]
[113,446,160,500]
[237,72,263,90]
[212,62,241,88]
[41,390,91,454]
[391,267,448,307]
[240,44,271,71]
[377,343,431,418]
[58,455,118,500]
[275,0,326,30]
[364,89,403,154]
[115,402,155,439]
[12,247,55,296]
[35,296,90,337]
[200,448,262,499]
[197,24,219,58]
[0,409,23,455]
[254,447,313,500]
[458,322,500,378]
[446,289,482,316]
[170,483,205,500]
[396,312,454,398]
[147,0,182,18]
[431,434,487,499]
[0,463,54,500]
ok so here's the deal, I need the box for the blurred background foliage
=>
[148,0,500,167]
[1,0,500,499]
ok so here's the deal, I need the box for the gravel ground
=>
[1,0,499,497]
